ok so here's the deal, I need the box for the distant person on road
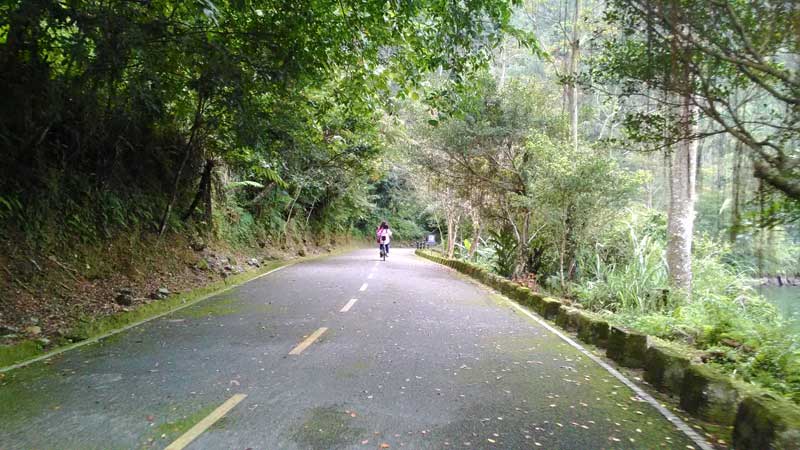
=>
[376,221,392,258]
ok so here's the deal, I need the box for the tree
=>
[665,95,698,294]
[410,76,553,274]
[524,133,641,287]
[565,0,582,151]
[594,0,717,295]
[596,0,800,201]
[0,0,526,242]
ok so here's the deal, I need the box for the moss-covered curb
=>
[644,341,692,395]
[607,326,648,368]
[0,247,357,372]
[415,249,800,449]
[0,341,46,370]
[680,363,743,425]
[734,392,800,449]
[575,311,610,347]
[555,306,580,331]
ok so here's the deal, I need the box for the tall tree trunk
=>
[563,203,581,282]
[566,0,580,151]
[729,139,744,243]
[559,222,568,289]
[467,211,482,260]
[159,94,206,237]
[468,222,482,260]
[497,44,507,90]
[446,213,461,259]
[467,191,484,260]
[202,162,213,226]
[666,93,698,296]
[757,179,765,274]
[182,158,215,224]
[512,210,530,278]
[283,186,303,242]
[695,139,703,194]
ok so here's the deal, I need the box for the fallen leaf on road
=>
[380,443,390,448]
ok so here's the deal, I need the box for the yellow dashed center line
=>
[289,327,328,355]
[164,394,247,450]
[340,298,358,312]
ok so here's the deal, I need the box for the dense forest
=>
[1,0,798,406]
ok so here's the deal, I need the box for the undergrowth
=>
[473,207,800,403]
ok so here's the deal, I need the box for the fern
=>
[226,180,265,190]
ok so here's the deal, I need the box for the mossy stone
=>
[490,275,505,290]
[527,293,544,310]
[574,312,610,347]
[539,297,562,320]
[555,306,581,331]
[680,364,741,425]
[514,286,533,305]
[574,312,592,343]
[733,393,800,450]
[644,343,691,395]
[606,326,647,368]
[480,271,493,284]
[500,280,517,296]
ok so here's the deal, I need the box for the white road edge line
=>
[507,302,714,450]
[165,393,247,450]
[359,283,368,292]
[289,327,329,355]
[340,298,358,312]
[0,266,288,373]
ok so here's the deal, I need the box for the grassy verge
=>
[0,246,359,371]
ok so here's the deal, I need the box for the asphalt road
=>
[0,249,697,449]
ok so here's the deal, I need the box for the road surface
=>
[0,249,697,449]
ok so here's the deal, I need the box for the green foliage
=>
[527,137,643,269]
[488,228,517,277]
[594,0,800,202]
[571,207,800,401]
[0,0,522,250]
[573,210,670,313]
[364,165,429,241]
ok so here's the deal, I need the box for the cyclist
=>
[376,221,392,258]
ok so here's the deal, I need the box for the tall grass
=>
[565,208,799,401]
[573,220,670,313]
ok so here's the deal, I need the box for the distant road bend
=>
[0,249,701,449]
